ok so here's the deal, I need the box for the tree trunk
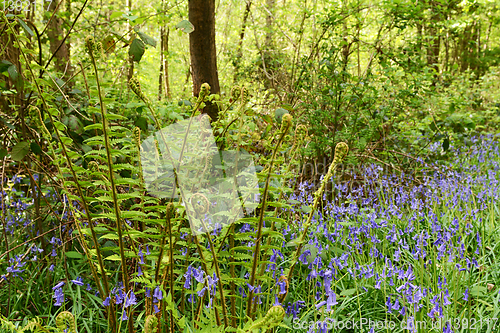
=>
[189,0,220,121]
[47,0,72,78]
[233,0,252,83]
[159,26,171,101]
[0,14,23,120]
[127,0,134,81]
[263,0,276,89]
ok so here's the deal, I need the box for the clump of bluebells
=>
[4,134,500,333]
[270,134,500,332]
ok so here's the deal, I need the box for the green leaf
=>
[105,254,122,261]
[260,113,273,124]
[274,108,289,124]
[65,251,84,259]
[175,20,195,34]
[0,60,13,73]
[300,205,312,213]
[137,31,157,47]
[7,64,18,82]
[470,286,487,297]
[134,116,148,131]
[63,115,84,134]
[110,11,124,20]
[11,141,30,161]
[17,18,34,37]
[0,148,7,159]
[340,288,356,296]
[103,36,116,54]
[30,142,42,155]
[442,137,450,152]
[129,38,145,62]
[122,14,138,21]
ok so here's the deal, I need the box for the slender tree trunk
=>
[189,0,220,120]
[127,0,134,80]
[263,0,276,89]
[460,24,472,72]
[159,26,164,100]
[0,14,22,118]
[47,0,72,79]
[164,28,171,99]
[233,0,252,83]
[159,27,171,100]
[416,22,423,64]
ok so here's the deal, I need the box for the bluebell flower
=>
[184,265,193,289]
[53,287,64,306]
[463,288,469,301]
[154,286,163,301]
[138,247,145,264]
[71,277,84,286]
[116,289,124,305]
[124,291,137,308]
[53,281,65,290]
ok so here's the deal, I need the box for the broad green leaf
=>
[137,31,157,47]
[129,38,145,62]
[175,20,194,34]
[11,141,30,161]
[134,116,148,131]
[65,251,83,259]
[110,11,123,20]
[7,64,18,82]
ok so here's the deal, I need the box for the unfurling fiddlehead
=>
[243,305,286,332]
[56,311,77,333]
[143,315,158,333]
[283,142,349,292]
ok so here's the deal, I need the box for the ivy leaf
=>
[11,141,30,161]
[175,20,194,34]
[129,38,145,62]
[137,31,157,47]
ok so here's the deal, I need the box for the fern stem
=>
[283,142,348,287]
[88,42,132,333]
[246,117,292,318]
